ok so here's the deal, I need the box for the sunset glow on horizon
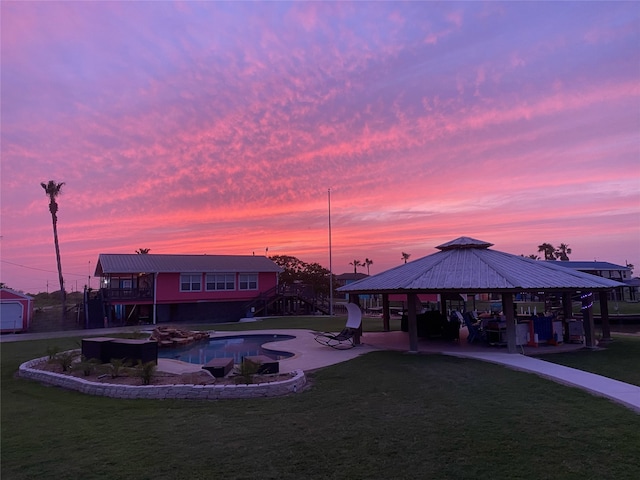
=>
[1,1,639,293]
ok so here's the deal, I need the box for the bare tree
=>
[41,180,66,316]
[136,248,151,254]
[401,252,411,264]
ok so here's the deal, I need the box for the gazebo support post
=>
[562,292,573,341]
[599,292,612,343]
[582,292,596,349]
[502,293,518,354]
[382,294,390,331]
[407,293,419,353]
[349,294,362,345]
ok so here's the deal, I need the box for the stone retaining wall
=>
[19,356,306,400]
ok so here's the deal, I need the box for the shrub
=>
[73,355,100,376]
[48,351,76,372]
[109,358,129,378]
[46,346,60,360]
[136,360,156,385]
[236,357,260,385]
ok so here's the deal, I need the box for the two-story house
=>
[91,254,282,326]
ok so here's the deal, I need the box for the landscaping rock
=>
[149,326,209,347]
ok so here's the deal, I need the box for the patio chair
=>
[314,303,362,349]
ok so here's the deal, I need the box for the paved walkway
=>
[3,326,639,413]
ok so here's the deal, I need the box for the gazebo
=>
[337,237,625,353]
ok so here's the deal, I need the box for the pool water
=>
[158,334,296,365]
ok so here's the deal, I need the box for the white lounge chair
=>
[314,303,362,349]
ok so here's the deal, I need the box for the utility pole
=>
[328,188,333,316]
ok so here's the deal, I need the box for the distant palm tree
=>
[364,258,373,275]
[136,248,151,254]
[401,252,411,264]
[41,180,66,315]
[349,259,362,274]
[537,243,556,261]
[555,243,572,261]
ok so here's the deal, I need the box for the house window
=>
[180,274,201,292]
[239,273,258,290]
[206,273,235,291]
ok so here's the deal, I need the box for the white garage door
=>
[1,302,23,331]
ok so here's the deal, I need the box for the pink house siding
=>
[388,293,438,304]
[155,272,278,303]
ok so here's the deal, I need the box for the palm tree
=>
[41,180,66,315]
[349,259,362,274]
[135,248,151,254]
[537,243,556,261]
[555,243,572,261]
[401,252,411,264]
[364,258,373,275]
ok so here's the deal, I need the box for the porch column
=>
[599,292,612,343]
[502,293,517,354]
[407,293,419,353]
[382,294,390,331]
[152,273,158,325]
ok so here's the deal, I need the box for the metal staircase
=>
[243,284,332,316]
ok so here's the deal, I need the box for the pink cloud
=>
[446,10,464,28]
[1,1,638,293]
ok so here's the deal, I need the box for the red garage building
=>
[0,288,33,333]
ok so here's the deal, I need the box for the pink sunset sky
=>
[1,1,639,294]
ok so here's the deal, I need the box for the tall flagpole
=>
[328,188,333,316]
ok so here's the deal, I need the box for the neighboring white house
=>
[550,261,636,301]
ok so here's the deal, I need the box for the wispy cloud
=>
[1,1,638,291]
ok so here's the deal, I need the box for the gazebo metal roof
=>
[338,237,624,294]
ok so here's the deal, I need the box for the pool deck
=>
[2,326,639,412]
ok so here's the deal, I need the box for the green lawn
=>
[2,323,640,479]
[536,336,640,386]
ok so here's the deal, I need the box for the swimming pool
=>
[158,334,296,365]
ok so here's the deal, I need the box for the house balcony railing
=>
[101,288,153,302]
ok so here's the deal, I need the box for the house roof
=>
[338,236,625,294]
[336,273,369,281]
[624,277,640,287]
[95,254,283,276]
[0,288,33,300]
[548,261,630,271]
